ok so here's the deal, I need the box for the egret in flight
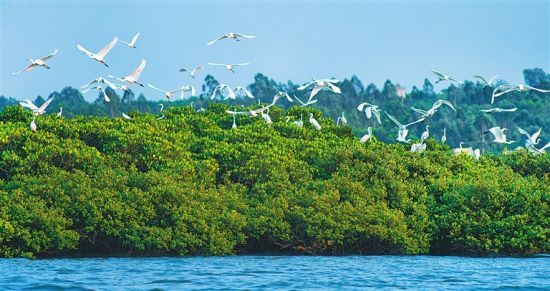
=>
[431,69,463,84]
[481,107,517,114]
[211,84,235,100]
[357,102,381,124]
[473,74,498,86]
[110,59,146,90]
[411,99,456,118]
[208,62,249,73]
[385,112,425,143]
[179,66,203,79]
[294,95,318,107]
[147,83,186,100]
[120,32,141,48]
[81,76,119,90]
[207,32,256,45]
[234,86,254,99]
[13,49,59,75]
[491,84,550,104]
[20,97,55,116]
[82,85,111,102]
[298,78,341,100]
[517,127,542,148]
[77,37,118,67]
[485,127,514,144]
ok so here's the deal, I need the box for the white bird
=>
[481,107,517,114]
[485,127,514,144]
[309,113,322,131]
[234,86,254,99]
[57,107,63,117]
[357,102,381,124]
[230,113,238,129]
[81,76,119,90]
[411,99,456,118]
[293,95,318,107]
[441,128,447,144]
[431,69,463,84]
[19,97,55,116]
[13,49,59,75]
[527,142,550,155]
[82,85,110,102]
[77,37,118,67]
[336,112,347,126]
[491,84,550,104]
[207,32,256,45]
[293,114,304,128]
[30,117,37,132]
[518,127,542,148]
[122,113,132,120]
[208,62,249,73]
[271,92,293,105]
[147,83,185,100]
[453,142,480,160]
[473,74,498,86]
[385,112,426,143]
[298,79,341,100]
[211,84,236,100]
[110,59,146,90]
[420,125,430,142]
[410,142,427,153]
[359,127,373,143]
[157,104,166,120]
[120,32,140,48]
[261,108,272,125]
[225,103,275,118]
[179,66,203,79]
[179,86,196,99]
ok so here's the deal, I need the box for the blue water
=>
[0,256,548,290]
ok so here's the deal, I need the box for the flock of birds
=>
[11,32,550,157]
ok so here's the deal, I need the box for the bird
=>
[527,142,550,155]
[293,114,304,128]
[207,32,256,45]
[385,112,426,143]
[211,84,235,100]
[110,59,146,90]
[225,103,275,118]
[294,95,318,107]
[481,107,517,114]
[19,97,55,116]
[453,142,480,160]
[122,113,132,120]
[420,125,430,142]
[298,79,341,100]
[359,127,373,143]
[208,62,249,73]
[82,85,110,102]
[13,49,59,75]
[357,102,381,124]
[473,74,498,86]
[431,69,463,84]
[81,77,119,90]
[157,104,166,120]
[147,83,185,100]
[441,128,447,144]
[234,86,254,99]
[410,142,427,153]
[411,99,456,118]
[30,117,37,132]
[485,127,514,144]
[77,37,118,67]
[309,113,322,131]
[271,92,293,105]
[57,107,63,117]
[179,66,203,79]
[120,32,140,48]
[336,112,347,126]
[517,127,542,148]
[491,84,550,104]
[179,86,196,99]
[261,108,272,125]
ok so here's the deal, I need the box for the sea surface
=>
[1,255,548,290]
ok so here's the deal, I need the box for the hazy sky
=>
[1,0,548,101]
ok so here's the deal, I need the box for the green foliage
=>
[0,102,548,258]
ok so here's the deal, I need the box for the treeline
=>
[0,104,548,257]
[2,68,549,152]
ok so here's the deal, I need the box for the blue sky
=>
[1,0,548,101]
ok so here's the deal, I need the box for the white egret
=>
[19,97,55,116]
[441,128,447,144]
[309,113,322,131]
[527,142,550,155]
[492,84,550,104]
[271,92,293,105]
[293,95,318,107]
[179,66,203,79]
[82,85,110,102]
[261,108,272,125]
[110,59,146,90]
[13,49,59,75]
[410,142,426,153]
[122,113,132,120]
[293,114,304,128]
[208,62,249,73]
[120,32,140,48]
[30,117,37,132]
[481,108,517,114]
[411,99,456,118]
[420,125,430,142]
[336,112,347,126]
[357,102,381,124]
[207,32,256,45]
[147,83,185,100]
[77,37,118,67]
[234,86,254,99]
[385,112,425,143]
[431,69,463,84]
[211,84,235,100]
[453,142,480,160]
[225,103,275,118]
[473,74,498,86]
[81,77,119,90]
[298,78,341,100]
[232,114,237,129]
[179,86,196,99]
[485,127,514,144]
[359,127,373,143]
[57,107,63,117]
[518,127,542,148]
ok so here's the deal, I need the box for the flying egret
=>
[122,113,132,120]
[441,128,447,144]
[179,86,196,99]
[179,66,203,79]
[293,95,318,107]
[19,97,55,116]
[207,32,256,45]
[82,85,110,102]
[517,127,542,148]
[77,37,118,67]
[473,74,498,86]
[527,142,550,155]
[147,83,186,100]
[357,102,381,124]
[271,92,293,105]
[57,107,63,117]
[420,125,430,142]
[110,59,146,90]
[481,107,517,114]
[359,127,373,143]
[13,49,59,75]
[211,84,235,100]
[81,76,119,90]
[485,127,514,144]
[491,84,550,104]
[225,103,275,118]
[385,112,426,143]
[234,86,254,99]
[298,78,341,100]
[208,62,249,73]
[411,99,456,118]
[120,32,141,48]
[309,113,322,131]
[430,69,463,84]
